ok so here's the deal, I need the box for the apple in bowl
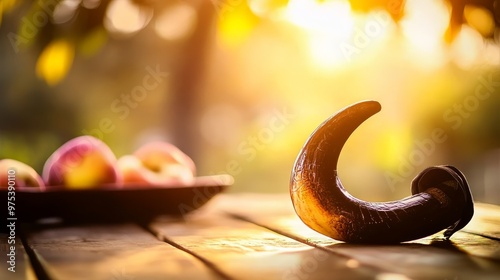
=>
[0,159,45,189]
[118,141,196,186]
[43,136,122,189]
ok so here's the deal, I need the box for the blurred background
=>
[0,0,499,204]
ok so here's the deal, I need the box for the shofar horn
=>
[290,100,474,243]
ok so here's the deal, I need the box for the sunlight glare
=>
[285,0,353,36]
[104,0,153,36]
[400,0,449,64]
[285,0,355,69]
[249,0,289,18]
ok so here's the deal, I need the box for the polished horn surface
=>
[290,100,474,243]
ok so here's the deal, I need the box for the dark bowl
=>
[1,175,232,225]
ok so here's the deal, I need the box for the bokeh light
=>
[36,39,75,86]
[52,0,81,24]
[154,2,197,41]
[464,5,495,37]
[104,0,153,37]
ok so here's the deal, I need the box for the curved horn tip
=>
[349,100,382,112]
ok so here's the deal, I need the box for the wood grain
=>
[23,224,217,280]
[149,209,377,280]
[217,194,500,279]
[11,194,500,280]
[463,202,500,240]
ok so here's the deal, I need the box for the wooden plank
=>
[149,209,378,280]
[463,202,500,240]
[414,231,500,260]
[217,194,500,279]
[24,224,217,280]
[330,234,500,279]
[0,235,35,280]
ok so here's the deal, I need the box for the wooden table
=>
[1,194,499,280]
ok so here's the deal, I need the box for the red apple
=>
[118,141,196,186]
[0,159,45,189]
[43,136,122,189]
